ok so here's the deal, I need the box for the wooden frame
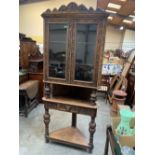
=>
[45,21,70,83]
[121,49,135,77]
[108,75,128,104]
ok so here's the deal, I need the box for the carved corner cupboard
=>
[41,2,108,153]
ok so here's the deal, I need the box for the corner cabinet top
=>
[41,2,109,89]
[41,2,109,19]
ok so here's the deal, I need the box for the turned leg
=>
[24,95,28,118]
[44,83,51,98]
[90,90,97,105]
[35,92,39,107]
[105,92,108,104]
[88,116,96,153]
[44,105,50,143]
[72,113,77,127]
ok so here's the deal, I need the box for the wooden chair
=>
[108,75,128,104]
[121,49,135,78]
[19,80,39,117]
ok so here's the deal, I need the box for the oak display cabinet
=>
[42,2,108,153]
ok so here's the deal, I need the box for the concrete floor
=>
[19,95,112,155]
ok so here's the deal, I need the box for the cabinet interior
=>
[51,84,92,101]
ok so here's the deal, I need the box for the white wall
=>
[122,29,135,52]
[19,0,97,43]
[104,25,124,51]
[104,26,135,52]
[19,0,135,52]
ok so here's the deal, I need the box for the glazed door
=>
[47,23,70,83]
[71,23,98,87]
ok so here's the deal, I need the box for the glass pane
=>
[75,24,97,81]
[48,24,68,78]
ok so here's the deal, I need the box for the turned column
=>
[44,105,50,143]
[24,95,28,118]
[44,83,51,98]
[72,113,77,127]
[88,116,96,153]
[90,90,97,105]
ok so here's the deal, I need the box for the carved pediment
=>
[41,2,107,17]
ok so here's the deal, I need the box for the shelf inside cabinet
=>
[42,97,97,109]
[29,58,43,62]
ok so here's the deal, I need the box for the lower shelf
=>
[48,127,90,150]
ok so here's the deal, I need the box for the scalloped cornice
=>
[41,2,108,17]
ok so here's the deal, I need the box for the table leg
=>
[72,113,77,127]
[25,96,28,117]
[88,116,96,153]
[44,105,50,143]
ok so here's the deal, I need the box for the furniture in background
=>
[97,74,110,103]
[20,35,43,102]
[20,36,37,69]
[19,70,28,84]
[121,49,135,78]
[108,75,128,104]
[28,45,43,102]
[28,72,43,102]
[100,49,134,104]
[41,2,108,153]
[100,50,126,102]
[111,90,127,113]
[19,80,39,117]
[121,49,135,107]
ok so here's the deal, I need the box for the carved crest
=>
[41,2,107,17]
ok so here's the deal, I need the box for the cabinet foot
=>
[45,137,49,143]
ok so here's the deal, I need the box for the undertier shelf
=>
[48,127,90,149]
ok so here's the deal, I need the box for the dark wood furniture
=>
[19,71,28,84]
[19,80,39,117]
[28,46,43,102]
[20,36,43,102]
[41,2,108,153]
[20,38,37,69]
[28,72,43,102]
[43,96,97,152]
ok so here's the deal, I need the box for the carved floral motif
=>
[41,2,107,17]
